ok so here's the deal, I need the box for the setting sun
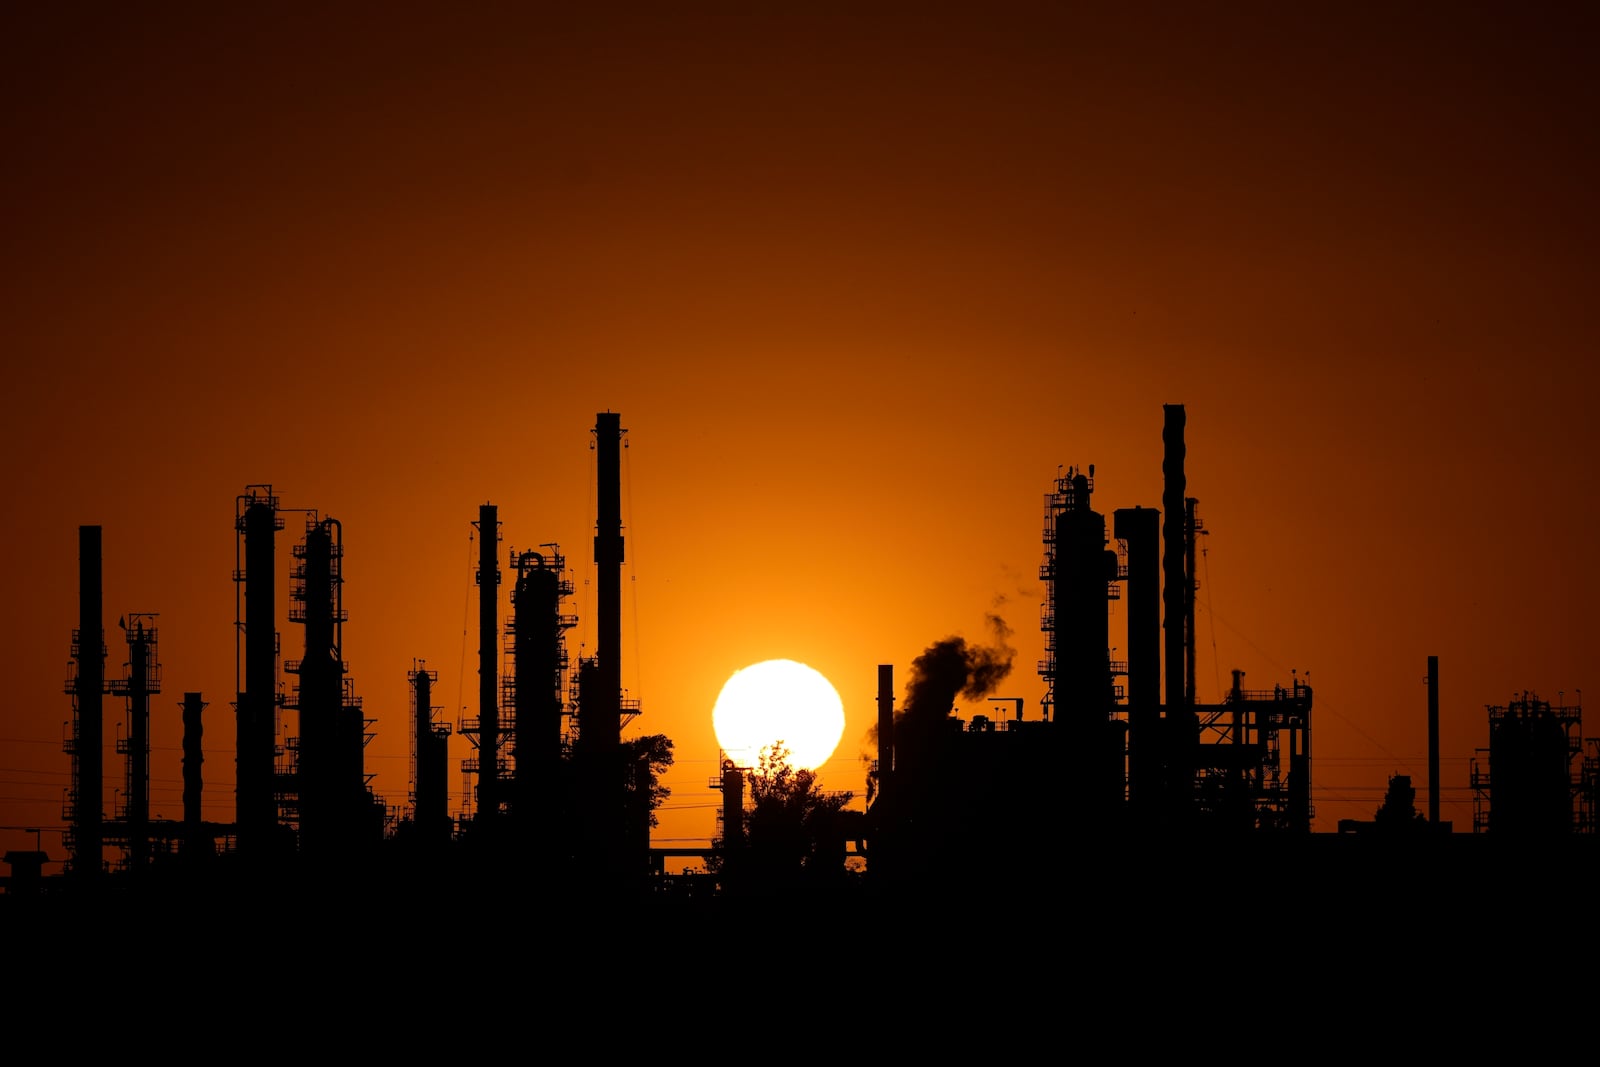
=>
[712,659,846,771]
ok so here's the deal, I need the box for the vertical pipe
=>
[1231,668,1244,746]
[594,413,624,752]
[413,664,447,842]
[1162,406,1186,712]
[876,663,894,794]
[75,525,104,877]
[1185,497,1199,707]
[591,414,626,870]
[240,497,279,852]
[1114,508,1160,714]
[1292,675,1313,832]
[1162,406,1193,824]
[720,763,745,850]
[476,503,500,820]
[128,623,151,869]
[297,521,328,851]
[181,692,205,853]
[1428,655,1440,826]
[1114,507,1158,815]
[414,665,429,802]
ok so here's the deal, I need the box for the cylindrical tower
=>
[1114,506,1159,815]
[512,548,570,821]
[70,524,106,877]
[292,517,344,855]
[236,488,282,853]
[181,692,207,854]
[1161,407,1195,824]
[115,615,159,870]
[876,663,894,800]
[1162,406,1186,712]
[475,503,501,822]
[1050,471,1117,719]
[411,662,450,844]
[720,761,745,851]
[1486,693,1575,834]
[1428,655,1440,826]
[1049,471,1123,818]
[593,413,625,753]
[1185,497,1201,706]
[580,413,629,876]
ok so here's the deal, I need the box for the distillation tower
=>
[288,515,381,856]
[235,486,284,856]
[409,661,451,844]
[1471,692,1584,834]
[460,503,503,826]
[64,525,107,877]
[107,613,160,870]
[507,545,575,828]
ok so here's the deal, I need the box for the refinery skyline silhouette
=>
[7,405,1594,918]
[4,10,1597,960]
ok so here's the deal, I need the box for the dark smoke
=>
[863,614,1018,750]
[901,613,1016,728]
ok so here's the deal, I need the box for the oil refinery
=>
[6,405,1597,912]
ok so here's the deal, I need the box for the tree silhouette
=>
[731,742,853,893]
[623,733,675,829]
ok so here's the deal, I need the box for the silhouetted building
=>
[1472,692,1583,834]
[65,525,106,878]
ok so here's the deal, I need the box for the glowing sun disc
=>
[712,659,846,771]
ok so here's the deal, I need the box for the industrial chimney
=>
[1162,406,1186,713]
[235,487,283,854]
[593,412,625,753]
[69,524,105,878]
[181,692,206,855]
[474,503,501,822]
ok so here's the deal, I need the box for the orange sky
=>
[3,4,1597,865]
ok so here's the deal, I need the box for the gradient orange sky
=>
[4,4,1596,864]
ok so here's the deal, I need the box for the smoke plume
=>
[900,613,1016,728]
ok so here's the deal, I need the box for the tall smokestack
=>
[1428,655,1440,826]
[1185,497,1200,706]
[73,525,105,877]
[876,664,894,792]
[1162,406,1186,712]
[1114,506,1159,813]
[475,504,501,821]
[590,413,627,874]
[594,412,624,752]
[237,488,281,853]
[181,692,206,854]
[1161,407,1196,825]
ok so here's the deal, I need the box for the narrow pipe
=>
[1162,406,1186,711]
[1428,655,1440,826]
[477,503,499,819]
